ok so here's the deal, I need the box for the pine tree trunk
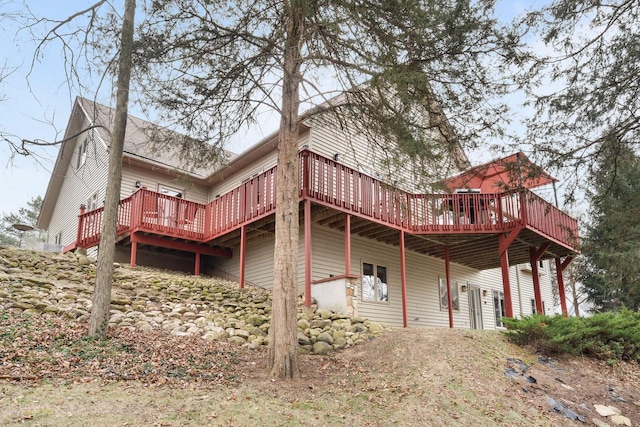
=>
[88,0,136,337]
[572,281,581,318]
[267,1,303,379]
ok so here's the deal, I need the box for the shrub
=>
[503,309,640,363]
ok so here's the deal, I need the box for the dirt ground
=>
[1,325,638,426]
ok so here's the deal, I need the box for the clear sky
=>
[0,0,544,219]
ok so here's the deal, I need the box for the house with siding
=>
[37,97,580,330]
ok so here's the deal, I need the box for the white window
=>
[439,277,460,311]
[362,262,388,302]
[54,231,63,246]
[76,137,89,169]
[86,192,99,211]
[493,291,506,327]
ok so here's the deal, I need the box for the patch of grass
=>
[503,308,640,362]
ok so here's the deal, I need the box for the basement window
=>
[362,262,388,302]
[439,277,460,311]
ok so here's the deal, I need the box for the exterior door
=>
[469,286,483,329]
[158,185,182,226]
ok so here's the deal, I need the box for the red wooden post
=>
[529,243,550,314]
[445,245,454,328]
[555,257,573,317]
[76,204,86,247]
[304,199,312,307]
[194,251,201,276]
[344,214,351,276]
[302,150,310,198]
[130,234,138,267]
[530,247,543,314]
[400,230,408,328]
[498,230,523,319]
[239,225,246,288]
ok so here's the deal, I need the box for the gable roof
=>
[37,97,232,229]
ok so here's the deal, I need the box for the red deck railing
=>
[74,149,579,252]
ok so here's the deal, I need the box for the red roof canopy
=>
[441,152,557,193]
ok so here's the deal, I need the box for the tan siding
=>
[47,123,109,247]
[307,117,459,193]
[311,225,477,328]
[210,134,309,200]
[120,166,209,204]
[215,235,275,289]
[309,224,558,329]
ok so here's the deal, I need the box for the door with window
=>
[468,286,483,329]
[158,185,182,226]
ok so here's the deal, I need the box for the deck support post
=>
[304,199,312,307]
[239,225,246,288]
[498,229,522,318]
[400,230,408,328]
[445,245,454,328]
[344,214,351,276]
[555,256,573,317]
[529,243,551,314]
[194,251,201,276]
[130,239,137,267]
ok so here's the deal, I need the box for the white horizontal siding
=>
[47,124,109,247]
[121,166,209,204]
[210,133,310,201]
[307,115,461,193]
[309,224,557,329]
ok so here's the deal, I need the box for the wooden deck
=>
[73,149,579,270]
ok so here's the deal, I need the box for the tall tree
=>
[134,0,515,378]
[15,0,136,337]
[0,196,43,247]
[517,0,640,203]
[88,0,136,337]
[579,138,640,311]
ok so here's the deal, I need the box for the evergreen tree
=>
[580,138,640,311]
[0,196,43,247]
[133,0,516,379]
[518,0,640,203]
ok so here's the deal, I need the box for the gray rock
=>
[246,314,268,326]
[310,319,331,329]
[334,337,347,348]
[316,331,334,345]
[368,322,385,334]
[297,318,310,330]
[228,335,247,345]
[234,329,250,339]
[11,301,34,310]
[202,330,225,341]
[316,308,332,319]
[135,321,154,332]
[312,340,333,355]
[297,332,312,346]
[610,415,631,426]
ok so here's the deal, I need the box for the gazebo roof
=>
[441,151,557,193]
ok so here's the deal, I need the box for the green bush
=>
[503,309,640,363]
